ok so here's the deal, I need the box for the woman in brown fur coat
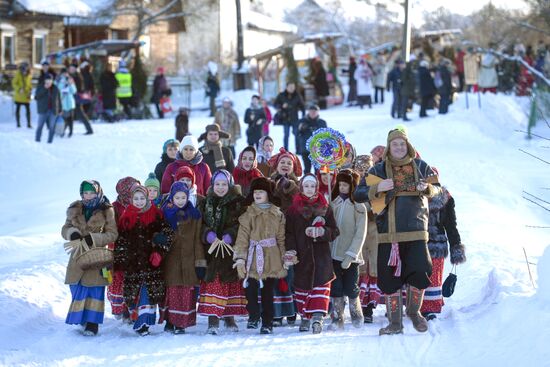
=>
[62,180,118,336]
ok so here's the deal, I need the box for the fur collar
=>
[429,186,450,212]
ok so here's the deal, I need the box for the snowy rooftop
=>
[16,0,92,17]
[245,10,298,34]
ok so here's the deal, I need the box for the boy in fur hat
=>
[198,124,235,174]
[329,169,367,329]
[234,177,292,334]
[355,126,439,335]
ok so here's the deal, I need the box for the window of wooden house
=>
[33,30,48,67]
[1,23,16,68]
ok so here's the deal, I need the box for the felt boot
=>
[349,297,364,328]
[406,286,429,333]
[379,292,403,335]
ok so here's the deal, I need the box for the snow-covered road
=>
[1,91,548,366]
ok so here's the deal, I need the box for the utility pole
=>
[235,0,245,90]
[402,0,412,62]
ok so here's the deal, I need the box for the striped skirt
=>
[66,283,105,325]
[107,270,128,316]
[273,266,296,318]
[294,282,331,319]
[197,276,247,318]
[129,284,157,330]
[159,286,197,328]
[359,274,383,308]
[421,257,444,314]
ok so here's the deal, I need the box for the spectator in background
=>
[244,95,266,148]
[214,97,241,158]
[79,61,95,119]
[310,58,330,110]
[343,56,357,107]
[354,59,374,109]
[372,53,387,104]
[38,60,57,87]
[12,62,32,128]
[206,69,220,117]
[175,108,189,141]
[400,57,416,122]
[69,62,94,135]
[387,59,405,119]
[151,67,171,118]
[56,68,77,137]
[418,60,436,118]
[298,104,327,174]
[34,74,60,144]
[455,47,465,92]
[115,60,133,118]
[100,64,118,123]
[437,59,453,114]
[274,82,305,153]
[261,98,272,137]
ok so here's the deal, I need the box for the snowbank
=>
[537,246,550,302]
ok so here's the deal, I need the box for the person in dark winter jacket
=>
[309,58,330,110]
[297,104,327,174]
[151,67,170,118]
[155,139,180,182]
[100,66,118,122]
[400,60,416,121]
[353,126,439,336]
[175,108,189,141]
[198,170,247,334]
[69,63,94,134]
[274,83,305,152]
[387,59,405,119]
[198,124,235,174]
[80,61,95,118]
[286,173,339,334]
[38,60,57,87]
[418,60,436,118]
[114,184,174,336]
[437,59,453,114]
[420,182,465,320]
[34,74,60,144]
[343,56,357,106]
[206,71,220,117]
[244,95,266,148]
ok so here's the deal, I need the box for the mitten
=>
[195,267,206,280]
[233,259,246,279]
[149,252,162,268]
[152,233,167,247]
[70,232,82,241]
[206,231,217,244]
[83,234,94,247]
[283,250,298,269]
[450,244,466,265]
[222,234,232,245]
[277,175,290,190]
[341,255,354,270]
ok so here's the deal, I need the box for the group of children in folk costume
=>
[62,124,466,337]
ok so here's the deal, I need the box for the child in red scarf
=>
[285,174,339,334]
[114,184,174,336]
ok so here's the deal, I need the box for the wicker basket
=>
[74,239,113,270]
